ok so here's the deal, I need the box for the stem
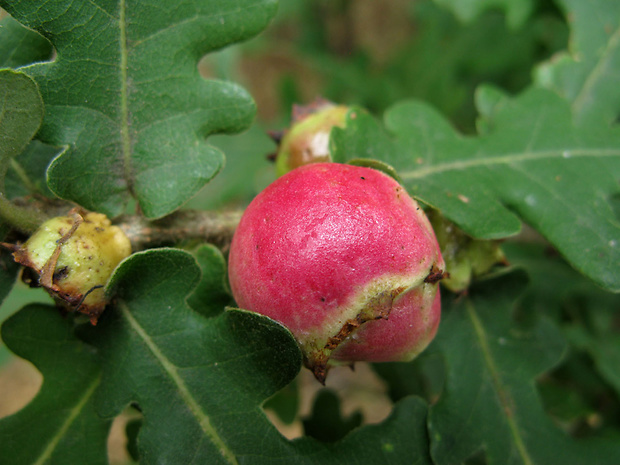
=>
[117,209,243,251]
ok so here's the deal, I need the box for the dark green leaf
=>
[505,241,620,397]
[313,396,432,465]
[88,248,433,464]
[429,270,620,464]
[566,327,620,398]
[5,140,61,200]
[0,305,110,465]
[0,15,53,68]
[90,248,303,464]
[0,69,47,232]
[332,87,620,291]
[535,0,620,126]
[186,243,232,317]
[302,389,363,442]
[125,417,142,462]
[1,0,278,218]
[263,379,299,425]
[0,70,43,167]
[0,250,19,307]
[372,351,446,405]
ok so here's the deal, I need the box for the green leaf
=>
[186,243,232,318]
[185,126,277,210]
[1,0,278,218]
[0,250,19,307]
[0,15,53,68]
[0,69,47,231]
[429,270,620,464]
[505,242,620,399]
[0,70,43,167]
[566,327,620,398]
[433,0,534,29]
[263,378,299,425]
[372,351,446,405]
[5,140,61,200]
[302,389,363,443]
[295,1,565,133]
[332,87,620,291]
[89,248,303,463]
[310,396,432,465]
[0,305,110,465]
[535,0,620,126]
[88,248,433,464]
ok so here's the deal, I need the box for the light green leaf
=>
[535,0,620,126]
[332,87,620,291]
[1,0,278,218]
[433,0,534,29]
[429,270,620,464]
[0,305,110,465]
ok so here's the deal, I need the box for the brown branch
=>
[116,209,243,252]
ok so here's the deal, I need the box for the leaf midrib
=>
[119,0,132,193]
[33,375,100,465]
[572,19,620,121]
[400,148,620,180]
[119,301,239,465]
[466,300,533,465]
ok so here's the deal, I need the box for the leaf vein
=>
[466,301,533,465]
[33,375,100,465]
[573,21,620,120]
[400,148,620,179]
[119,301,239,465]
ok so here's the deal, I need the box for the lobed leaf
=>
[186,243,232,318]
[302,389,363,443]
[0,0,278,218]
[0,305,110,465]
[85,248,433,464]
[535,0,620,127]
[332,88,620,291]
[429,270,620,464]
[505,242,620,400]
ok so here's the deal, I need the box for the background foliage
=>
[0,0,619,464]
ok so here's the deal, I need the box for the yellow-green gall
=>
[11,209,131,323]
[273,99,351,177]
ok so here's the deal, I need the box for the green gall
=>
[428,211,508,292]
[9,209,131,323]
[272,99,351,177]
